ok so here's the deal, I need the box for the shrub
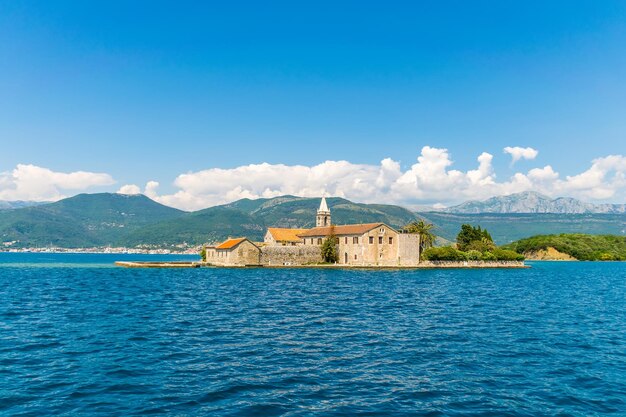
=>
[481,251,497,261]
[599,252,615,261]
[422,246,468,261]
[491,248,525,261]
[466,250,482,260]
[466,239,496,253]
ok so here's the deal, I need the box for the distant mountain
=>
[0,200,44,210]
[121,196,420,246]
[0,193,184,247]
[2,192,625,249]
[444,191,626,214]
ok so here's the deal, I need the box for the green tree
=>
[456,224,494,251]
[403,220,436,252]
[200,246,207,262]
[321,226,338,263]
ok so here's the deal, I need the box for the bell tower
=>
[316,197,331,227]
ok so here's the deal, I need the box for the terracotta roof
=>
[215,237,247,250]
[298,223,385,237]
[267,228,309,242]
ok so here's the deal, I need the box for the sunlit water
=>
[0,253,624,416]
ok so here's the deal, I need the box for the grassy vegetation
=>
[422,246,524,261]
[503,234,626,261]
[421,223,524,262]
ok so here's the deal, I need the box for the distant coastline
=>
[0,247,200,255]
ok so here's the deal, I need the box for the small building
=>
[264,228,309,246]
[205,237,261,266]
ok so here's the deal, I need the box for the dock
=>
[115,261,201,268]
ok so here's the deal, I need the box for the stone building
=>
[206,197,421,267]
[298,222,420,267]
[205,238,261,266]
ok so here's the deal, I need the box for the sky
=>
[1,1,625,210]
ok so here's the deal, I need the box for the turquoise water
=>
[0,254,624,416]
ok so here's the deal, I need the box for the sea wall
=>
[419,260,526,268]
[260,246,321,266]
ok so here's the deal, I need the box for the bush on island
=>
[465,239,496,253]
[421,246,468,261]
[491,248,525,261]
[422,246,525,262]
[481,251,497,261]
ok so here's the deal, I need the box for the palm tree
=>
[403,220,436,252]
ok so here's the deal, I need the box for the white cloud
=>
[504,146,539,164]
[0,164,115,201]
[117,184,141,195]
[140,146,626,211]
[4,149,625,211]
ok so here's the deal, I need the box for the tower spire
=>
[316,196,331,227]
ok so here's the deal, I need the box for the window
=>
[353,237,358,244]
[354,254,358,260]
[378,236,383,244]
[369,236,374,244]
[311,238,314,245]
[345,237,348,244]
[317,238,322,245]
[389,237,393,244]
[380,228,384,233]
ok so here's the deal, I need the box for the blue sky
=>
[1,1,625,209]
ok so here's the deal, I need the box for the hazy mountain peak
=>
[444,192,626,214]
[0,200,44,210]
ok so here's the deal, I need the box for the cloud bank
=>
[0,164,115,202]
[3,146,625,211]
[130,146,625,211]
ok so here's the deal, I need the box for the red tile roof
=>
[215,238,247,250]
[267,228,309,242]
[298,223,385,237]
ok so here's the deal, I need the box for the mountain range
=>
[443,191,626,214]
[0,200,43,210]
[0,192,623,249]
[0,194,418,248]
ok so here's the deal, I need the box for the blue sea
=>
[0,253,624,416]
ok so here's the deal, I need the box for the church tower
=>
[316,197,331,227]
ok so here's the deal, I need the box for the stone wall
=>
[420,260,526,268]
[397,234,420,266]
[261,246,321,266]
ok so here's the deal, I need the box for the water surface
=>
[0,254,624,416]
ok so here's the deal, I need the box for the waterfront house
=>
[205,238,261,266]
